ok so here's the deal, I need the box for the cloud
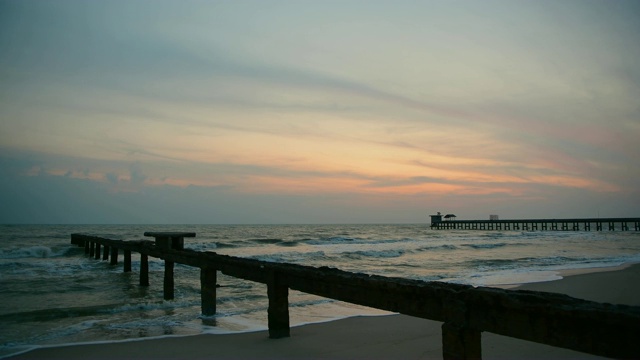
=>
[105,172,119,185]
[2,1,640,223]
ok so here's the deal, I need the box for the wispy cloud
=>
[1,0,639,223]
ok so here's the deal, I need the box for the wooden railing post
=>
[200,267,217,316]
[140,254,149,286]
[267,271,290,339]
[442,322,482,360]
[124,250,132,272]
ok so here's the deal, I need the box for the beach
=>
[8,263,639,359]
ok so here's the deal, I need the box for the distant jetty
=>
[429,213,640,231]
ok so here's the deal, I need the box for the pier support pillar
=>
[140,254,149,286]
[164,260,175,300]
[442,322,481,360]
[124,250,132,272]
[95,243,101,259]
[267,271,290,339]
[84,240,90,254]
[110,247,118,265]
[89,242,95,257]
[102,245,109,261]
[200,267,217,316]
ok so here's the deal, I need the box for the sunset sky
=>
[1,0,639,224]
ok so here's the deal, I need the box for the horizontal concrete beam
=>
[70,233,640,358]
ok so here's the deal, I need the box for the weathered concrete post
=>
[140,254,149,286]
[143,232,196,301]
[441,294,481,360]
[110,247,118,265]
[164,260,175,300]
[200,266,217,316]
[95,243,101,259]
[442,322,482,360]
[124,250,132,272]
[102,245,109,260]
[267,271,290,339]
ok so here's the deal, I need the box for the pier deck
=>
[430,217,640,231]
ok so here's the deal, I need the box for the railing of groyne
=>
[431,217,640,231]
[70,233,640,359]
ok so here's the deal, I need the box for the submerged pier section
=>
[69,232,640,360]
[430,216,640,231]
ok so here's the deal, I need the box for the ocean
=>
[1,224,639,357]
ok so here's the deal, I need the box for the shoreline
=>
[492,261,638,289]
[6,263,640,359]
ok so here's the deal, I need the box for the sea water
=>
[1,224,639,357]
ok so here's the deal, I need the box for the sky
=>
[1,0,639,224]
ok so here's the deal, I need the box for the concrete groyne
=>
[70,232,640,359]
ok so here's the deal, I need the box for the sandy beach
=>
[8,264,640,359]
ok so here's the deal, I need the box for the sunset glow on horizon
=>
[1,0,639,224]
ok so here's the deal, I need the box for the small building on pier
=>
[429,212,443,225]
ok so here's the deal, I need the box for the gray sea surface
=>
[1,224,639,357]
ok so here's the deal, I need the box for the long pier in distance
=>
[429,212,640,231]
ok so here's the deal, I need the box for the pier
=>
[429,215,640,231]
[70,232,640,359]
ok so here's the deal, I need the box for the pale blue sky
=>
[1,0,639,223]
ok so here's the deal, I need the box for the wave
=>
[212,242,239,249]
[344,249,405,259]
[305,236,355,245]
[248,251,328,263]
[415,244,458,252]
[247,238,285,244]
[465,257,538,268]
[0,246,74,259]
[305,237,414,246]
[463,254,634,271]
[0,302,151,323]
[237,238,301,247]
[462,242,509,250]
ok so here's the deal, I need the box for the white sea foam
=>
[0,246,69,259]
